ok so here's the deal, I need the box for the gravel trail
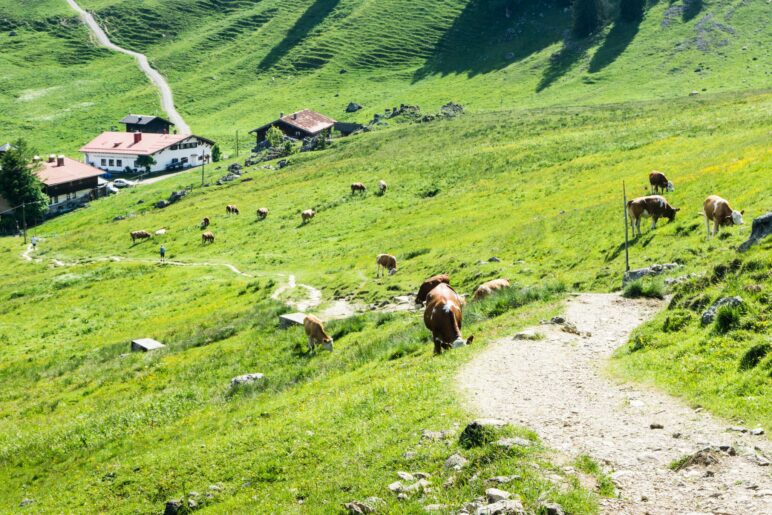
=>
[65,0,190,134]
[458,293,771,514]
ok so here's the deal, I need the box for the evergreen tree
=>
[572,0,605,38]
[135,155,156,173]
[211,144,222,162]
[0,139,47,222]
[619,0,645,23]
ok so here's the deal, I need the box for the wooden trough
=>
[279,312,306,328]
[131,338,165,352]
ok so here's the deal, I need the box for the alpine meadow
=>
[0,1,769,514]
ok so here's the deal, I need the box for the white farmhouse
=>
[80,131,214,174]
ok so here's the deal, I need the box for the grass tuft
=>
[623,277,665,299]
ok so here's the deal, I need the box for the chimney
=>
[293,113,297,120]
[133,132,142,144]
[48,154,56,163]
[57,155,65,167]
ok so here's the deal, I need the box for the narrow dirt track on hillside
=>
[65,0,190,134]
[458,293,771,514]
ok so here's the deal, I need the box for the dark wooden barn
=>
[119,114,174,134]
[249,109,336,144]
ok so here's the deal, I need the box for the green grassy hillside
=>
[0,91,769,511]
[1,0,770,151]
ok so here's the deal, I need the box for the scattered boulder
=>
[486,488,511,503]
[701,296,743,325]
[440,102,464,117]
[167,189,189,204]
[444,453,469,470]
[623,263,680,283]
[397,471,414,481]
[475,498,526,515]
[650,423,664,430]
[346,102,363,113]
[488,256,501,263]
[751,428,765,436]
[9,30,17,37]
[739,212,772,252]
[155,200,170,209]
[230,373,264,387]
[413,472,431,479]
[164,499,183,515]
[549,316,565,325]
[728,426,748,433]
[421,429,454,441]
[389,479,430,495]
[343,497,384,514]
[19,498,34,508]
[112,215,125,222]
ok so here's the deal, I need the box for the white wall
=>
[83,137,212,173]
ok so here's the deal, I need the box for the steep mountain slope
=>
[1,0,769,151]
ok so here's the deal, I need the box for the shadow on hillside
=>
[682,0,704,22]
[536,37,593,92]
[604,233,656,263]
[412,0,567,81]
[588,18,642,73]
[257,0,341,71]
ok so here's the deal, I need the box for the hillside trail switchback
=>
[458,293,771,514]
[65,0,190,134]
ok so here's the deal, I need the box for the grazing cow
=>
[415,273,450,305]
[351,182,367,195]
[304,315,333,352]
[201,217,210,229]
[201,231,215,244]
[424,283,474,354]
[703,195,744,238]
[257,208,269,220]
[473,278,511,301]
[130,230,152,243]
[376,254,398,277]
[226,205,239,215]
[378,180,387,195]
[627,195,680,237]
[301,209,315,224]
[649,171,674,195]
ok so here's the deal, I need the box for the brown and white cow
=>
[415,273,450,306]
[351,182,367,195]
[649,171,674,195]
[201,231,215,244]
[304,314,333,352]
[704,195,744,238]
[226,204,239,215]
[376,254,397,277]
[627,195,680,237]
[257,208,269,220]
[130,230,152,243]
[378,180,387,195]
[424,283,474,354]
[473,278,511,301]
[301,209,315,224]
[201,217,210,229]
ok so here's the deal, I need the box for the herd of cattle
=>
[128,172,746,355]
[627,171,744,238]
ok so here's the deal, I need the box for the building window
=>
[170,145,178,150]
[171,158,178,163]
[181,157,188,164]
[101,158,106,166]
[49,196,54,205]
[116,159,122,167]
[109,159,114,166]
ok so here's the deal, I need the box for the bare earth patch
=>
[458,293,771,514]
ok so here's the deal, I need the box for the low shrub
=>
[623,277,665,299]
[739,343,770,371]
[714,305,742,334]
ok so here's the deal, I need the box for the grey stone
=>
[397,471,414,481]
[444,452,468,470]
[488,256,501,262]
[550,316,566,325]
[19,498,34,508]
[164,500,183,515]
[344,497,384,514]
[486,475,519,484]
[650,423,664,429]
[346,102,363,113]
[475,498,526,515]
[155,200,170,209]
[486,488,511,502]
[230,373,264,387]
[728,426,748,433]
[112,215,125,221]
[739,212,772,252]
[413,472,431,479]
[388,481,403,492]
[623,263,680,283]
[701,296,743,325]
[421,429,453,441]
[751,428,765,436]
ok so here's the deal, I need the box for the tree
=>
[0,138,47,222]
[619,0,645,23]
[211,144,222,162]
[135,155,156,173]
[572,0,605,38]
[266,126,284,149]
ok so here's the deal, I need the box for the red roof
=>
[79,132,193,156]
[37,157,103,186]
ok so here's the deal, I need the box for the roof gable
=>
[37,157,103,186]
[249,109,336,135]
[79,132,213,156]
[119,114,172,126]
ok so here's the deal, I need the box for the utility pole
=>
[21,202,27,244]
[201,148,206,186]
[623,181,630,278]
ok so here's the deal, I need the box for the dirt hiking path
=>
[458,293,771,514]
